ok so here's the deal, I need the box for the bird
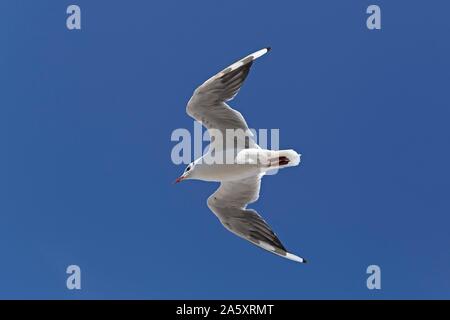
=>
[175,47,306,263]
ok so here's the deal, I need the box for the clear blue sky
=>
[1,0,449,299]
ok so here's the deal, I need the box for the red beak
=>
[174,176,184,184]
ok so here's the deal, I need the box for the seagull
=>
[175,48,306,263]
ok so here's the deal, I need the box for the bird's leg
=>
[267,156,290,167]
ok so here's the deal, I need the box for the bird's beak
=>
[174,174,186,184]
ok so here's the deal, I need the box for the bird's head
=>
[174,162,196,183]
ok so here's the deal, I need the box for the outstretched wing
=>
[207,176,306,263]
[186,48,270,151]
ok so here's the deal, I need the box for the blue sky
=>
[1,1,450,299]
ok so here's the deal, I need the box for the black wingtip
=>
[266,46,272,52]
[302,258,308,264]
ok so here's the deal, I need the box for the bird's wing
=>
[207,175,306,263]
[187,48,270,152]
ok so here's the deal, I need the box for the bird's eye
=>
[186,166,191,172]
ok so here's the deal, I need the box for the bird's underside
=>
[185,48,306,263]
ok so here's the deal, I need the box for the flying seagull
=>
[175,48,306,263]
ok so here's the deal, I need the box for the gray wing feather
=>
[206,176,305,262]
[186,49,270,150]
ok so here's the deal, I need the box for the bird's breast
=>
[194,163,261,182]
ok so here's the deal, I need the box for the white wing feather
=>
[187,48,271,151]
[207,175,306,263]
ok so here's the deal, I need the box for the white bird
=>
[175,48,306,263]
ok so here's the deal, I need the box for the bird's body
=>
[176,48,306,263]
[192,159,261,182]
[192,148,300,182]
